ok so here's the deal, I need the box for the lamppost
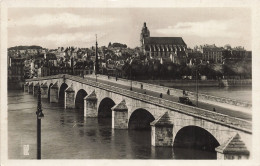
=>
[95,34,99,82]
[130,59,133,91]
[36,87,44,159]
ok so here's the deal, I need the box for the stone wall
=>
[151,126,173,146]
[221,79,252,87]
[112,110,128,129]
[141,79,219,87]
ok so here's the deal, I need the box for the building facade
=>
[8,57,25,89]
[195,44,224,63]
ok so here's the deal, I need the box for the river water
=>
[8,90,217,159]
[171,86,252,103]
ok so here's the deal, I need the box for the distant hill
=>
[8,45,43,50]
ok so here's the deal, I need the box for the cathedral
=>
[140,22,187,64]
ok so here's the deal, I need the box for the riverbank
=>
[220,79,252,87]
[139,79,219,87]
[139,79,252,87]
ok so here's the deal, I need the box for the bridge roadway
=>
[86,76,251,121]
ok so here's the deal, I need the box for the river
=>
[8,90,217,159]
[171,86,252,103]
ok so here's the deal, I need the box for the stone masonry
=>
[65,86,75,109]
[84,90,98,117]
[50,82,59,103]
[41,82,48,99]
[151,112,173,146]
[28,83,33,93]
[215,133,250,159]
[24,82,29,92]
[112,100,128,129]
[33,82,40,96]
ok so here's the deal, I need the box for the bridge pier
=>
[215,133,250,160]
[84,91,98,117]
[33,82,40,96]
[28,83,33,94]
[65,87,75,109]
[41,83,48,99]
[151,112,173,146]
[24,82,29,92]
[50,82,59,103]
[112,100,128,129]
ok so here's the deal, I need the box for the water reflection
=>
[151,146,174,159]
[97,118,112,142]
[173,147,216,159]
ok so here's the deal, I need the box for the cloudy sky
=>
[8,8,251,50]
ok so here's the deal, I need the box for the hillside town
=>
[8,22,252,89]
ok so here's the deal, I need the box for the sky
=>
[8,8,251,50]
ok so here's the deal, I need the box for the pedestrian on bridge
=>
[167,89,170,95]
[160,93,163,98]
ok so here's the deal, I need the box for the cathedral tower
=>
[140,22,150,48]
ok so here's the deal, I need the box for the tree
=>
[122,63,131,78]
[147,63,154,79]
[222,64,235,77]
[111,42,127,48]
[180,64,191,76]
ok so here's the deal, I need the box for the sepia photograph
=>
[1,0,260,165]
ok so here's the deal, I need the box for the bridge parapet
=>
[26,74,65,82]
[90,75,252,108]
[26,74,252,133]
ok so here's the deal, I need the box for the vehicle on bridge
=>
[178,96,194,106]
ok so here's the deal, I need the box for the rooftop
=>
[144,37,186,46]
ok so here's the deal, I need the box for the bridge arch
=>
[128,108,155,130]
[98,97,116,118]
[173,125,220,153]
[59,83,68,106]
[48,83,53,102]
[75,89,88,111]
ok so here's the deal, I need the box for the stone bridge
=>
[25,74,252,159]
